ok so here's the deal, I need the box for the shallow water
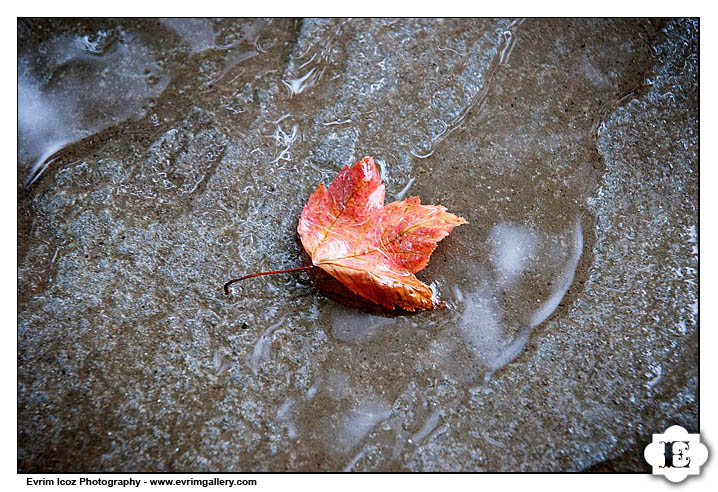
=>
[18,18,697,471]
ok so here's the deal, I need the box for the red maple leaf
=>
[297,156,467,311]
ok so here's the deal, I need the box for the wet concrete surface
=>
[18,18,698,471]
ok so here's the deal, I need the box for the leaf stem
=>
[223,265,315,295]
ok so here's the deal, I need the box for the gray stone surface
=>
[18,18,698,472]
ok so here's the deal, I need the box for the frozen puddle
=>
[329,304,394,342]
[18,27,170,186]
[489,222,539,286]
[18,18,696,472]
[330,399,392,453]
[446,218,583,382]
[248,315,288,374]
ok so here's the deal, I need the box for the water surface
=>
[18,18,698,471]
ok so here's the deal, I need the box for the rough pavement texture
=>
[18,18,698,471]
